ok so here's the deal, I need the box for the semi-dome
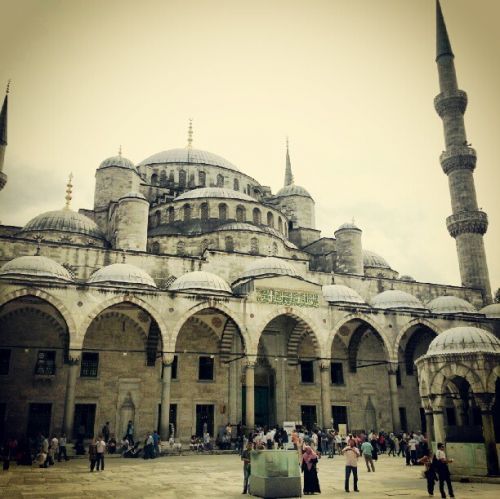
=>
[371,289,426,310]
[238,257,300,281]
[276,184,311,198]
[119,191,147,201]
[480,303,500,319]
[88,263,156,288]
[427,295,476,315]
[0,255,73,282]
[21,209,105,240]
[322,285,366,305]
[169,271,232,295]
[139,148,240,172]
[363,250,391,269]
[99,155,136,171]
[175,187,254,202]
[426,327,500,355]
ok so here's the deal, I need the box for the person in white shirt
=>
[58,434,68,461]
[435,443,454,498]
[342,440,360,493]
[408,436,418,465]
[95,435,106,471]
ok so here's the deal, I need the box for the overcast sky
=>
[0,0,498,293]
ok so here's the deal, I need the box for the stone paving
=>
[0,453,498,498]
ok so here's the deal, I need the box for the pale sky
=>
[0,0,499,293]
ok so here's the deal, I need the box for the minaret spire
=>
[64,173,73,209]
[187,118,193,149]
[0,80,10,191]
[434,1,491,303]
[284,137,294,186]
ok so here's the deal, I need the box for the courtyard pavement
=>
[0,453,498,498]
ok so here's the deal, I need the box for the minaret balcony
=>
[446,210,488,238]
[434,90,467,117]
[439,146,476,175]
[0,171,6,190]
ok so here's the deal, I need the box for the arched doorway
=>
[0,296,70,440]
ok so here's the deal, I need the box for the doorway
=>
[74,404,96,439]
[27,403,52,438]
[196,404,214,437]
[301,405,317,431]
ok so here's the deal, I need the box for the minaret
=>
[434,1,491,303]
[284,137,294,186]
[0,80,9,191]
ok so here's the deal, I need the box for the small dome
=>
[99,155,136,170]
[322,285,366,305]
[169,271,232,295]
[427,327,500,355]
[139,148,240,172]
[239,257,300,281]
[88,263,156,288]
[427,296,476,315]
[175,187,254,202]
[335,222,361,233]
[21,209,105,240]
[363,250,391,269]
[399,275,416,282]
[276,184,312,198]
[0,255,73,282]
[480,303,500,319]
[371,290,426,310]
[119,191,147,201]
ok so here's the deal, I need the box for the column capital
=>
[387,362,399,375]
[319,360,330,371]
[67,350,81,365]
[162,353,175,366]
[474,393,495,413]
[429,394,445,412]
[245,358,257,369]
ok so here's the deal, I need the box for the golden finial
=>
[187,119,193,149]
[118,145,122,157]
[65,173,73,209]
[6,79,11,95]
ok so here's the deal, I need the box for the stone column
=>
[63,351,80,439]
[245,360,256,430]
[431,397,446,444]
[452,399,465,426]
[320,362,331,428]
[388,363,401,432]
[475,394,499,476]
[425,409,434,441]
[159,361,173,440]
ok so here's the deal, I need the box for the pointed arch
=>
[393,318,441,361]
[430,363,485,396]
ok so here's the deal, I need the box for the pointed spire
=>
[187,118,193,149]
[118,145,122,157]
[64,173,73,209]
[284,137,294,186]
[436,0,454,61]
[0,80,9,146]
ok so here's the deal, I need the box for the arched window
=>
[267,211,274,228]
[200,202,209,221]
[278,217,283,234]
[233,178,239,191]
[199,171,206,187]
[183,204,191,221]
[151,241,160,254]
[253,208,261,225]
[151,173,158,185]
[247,184,251,195]
[217,174,224,187]
[272,242,278,256]
[167,206,175,223]
[179,170,187,188]
[236,205,246,222]
[154,210,161,226]
[169,171,175,183]
[188,173,195,188]
[250,237,259,255]
[225,236,234,252]
[200,239,210,253]
[176,241,185,255]
[219,203,228,221]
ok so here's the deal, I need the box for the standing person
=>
[48,435,58,466]
[327,430,335,458]
[241,442,252,494]
[408,434,418,465]
[301,444,321,495]
[153,431,160,458]
[95,435,106,471]
[435,443,454,499]
[125,420,134,446]
[58,434,69,461]
[41,435,49,468]
[418,449,438,497]
[342,439,360,493]
[88,439,98,472]
[101,422,110,444]
[360,439,375,472]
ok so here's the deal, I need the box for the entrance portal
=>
[27,403,52,438]
[301,405,317,430]
[196,404,214,437]
[74,404,96,439]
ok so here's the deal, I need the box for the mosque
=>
[0,1,499,474]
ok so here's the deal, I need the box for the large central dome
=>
[138,148,240,172]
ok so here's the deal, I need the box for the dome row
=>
[0,256,498,318]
